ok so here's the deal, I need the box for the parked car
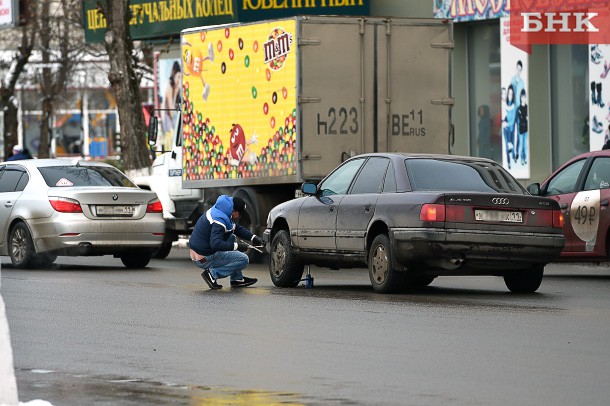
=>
[263,153,565,293]
[528,150,610,261]
[0,159,165,269]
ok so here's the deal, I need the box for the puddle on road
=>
[16,368,354,406]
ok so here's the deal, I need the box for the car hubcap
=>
[10,228,27,263]
[271,241,286,277]
[371,244,388,284]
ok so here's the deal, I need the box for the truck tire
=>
[503,266,544,293]
[368,234,404,294]
[269,230,303,287]
[234,191,265,264]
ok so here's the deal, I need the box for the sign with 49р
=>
[571,190,601,243]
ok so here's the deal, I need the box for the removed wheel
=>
[402,275,436,291]
[368,234,404,293]
[120,251,152,269]
[269,230,303,287]
[8,222,37,269]
[503,266,544,293]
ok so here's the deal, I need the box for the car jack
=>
[299,265,314,288]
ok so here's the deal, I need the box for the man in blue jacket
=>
[188,195,263,289]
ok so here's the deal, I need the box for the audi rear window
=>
[38,165,136,188]
[405,158,527,194]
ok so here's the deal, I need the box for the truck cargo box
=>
[181,16,453,188]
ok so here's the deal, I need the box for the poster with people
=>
[500,17,529,179]
[589,44,610,150]
[155,56,182,151]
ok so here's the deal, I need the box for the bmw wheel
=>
[368,234,404,293]
[269,230,303,287]
[8,222,37,269]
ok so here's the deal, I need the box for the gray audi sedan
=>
[0,159,165,269]
[264,153,566,293]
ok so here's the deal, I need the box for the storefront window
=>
[467,22,502,163]
[550,45,588,170]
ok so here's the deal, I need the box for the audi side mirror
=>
[301,182,317,195]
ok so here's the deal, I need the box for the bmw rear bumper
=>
[27,216,165,255]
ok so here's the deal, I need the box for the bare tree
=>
[36,0,88,158]
[0,1,39,159]
[96,0,151,173]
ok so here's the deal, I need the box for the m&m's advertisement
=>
[181,19,298,186]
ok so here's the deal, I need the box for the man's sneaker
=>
[230,276,257,288]
[201,270,222,289]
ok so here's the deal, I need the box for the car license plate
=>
[97,205,135,216]
[475,209,522,223]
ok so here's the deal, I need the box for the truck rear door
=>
[298,17,453,181]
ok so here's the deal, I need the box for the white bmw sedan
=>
[0,159,165,268]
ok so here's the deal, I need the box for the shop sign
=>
[433,0,509,21]
[82,0,369,43]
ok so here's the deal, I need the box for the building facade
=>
[12,0,595,187]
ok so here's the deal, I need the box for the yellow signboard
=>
[181,19,297,182]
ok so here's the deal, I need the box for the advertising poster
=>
[500,17,529,179]
[590,44,610,150]
[181,19,297,186]
[156,57,182,151]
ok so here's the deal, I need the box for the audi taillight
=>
[49,197,82,213]
[553,210,564,228]
[147,198,163,213]
[420,204,445,222]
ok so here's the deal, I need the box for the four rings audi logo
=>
[492,197,509,205]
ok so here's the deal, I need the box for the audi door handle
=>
[364,204,372,213]
[329,206,335,212]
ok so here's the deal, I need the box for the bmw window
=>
[0,167,28,193]
[38,166,136,188]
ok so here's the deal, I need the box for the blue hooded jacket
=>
[188,195,254,256]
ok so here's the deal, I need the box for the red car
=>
[528,150,610,260]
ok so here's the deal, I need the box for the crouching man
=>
[189,195,263,289]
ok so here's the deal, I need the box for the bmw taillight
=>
[553,210,564,228]
[420,204,445,222]
[49,197,83,213]
[147,198,163,213]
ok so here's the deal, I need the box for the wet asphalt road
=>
[2,250,610,405]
